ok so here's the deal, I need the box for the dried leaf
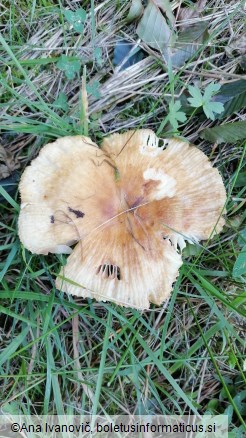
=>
[226,35,246,56]
[0,145,20,179]
[177,0,207,28]
[171,22,208,67]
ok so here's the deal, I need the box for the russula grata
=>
[18,130,226,309]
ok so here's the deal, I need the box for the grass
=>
[0,0,246,436]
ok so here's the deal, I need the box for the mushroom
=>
[18,130,226,309]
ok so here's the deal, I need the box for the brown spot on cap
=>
[68,207,85,218]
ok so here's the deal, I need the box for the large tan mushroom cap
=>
[102,130,226,250]
[19,130,226,309]
[56,221,182,309]
[18,136,118,254]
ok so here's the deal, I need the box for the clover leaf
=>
[87,81,101,99]
[57,55,81,80]
[53,92,69,112]
[188,82,224,121]
[63,8,86,33]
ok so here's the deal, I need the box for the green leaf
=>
[233,390,246,414]
[63,8,86,33]
[187,85,203,106]
[0,242,18,283]
[188,82,224,120]
[53,92,69,111]
[126,0,143,23]
[56,55,81,80]
[228,351,237,369]
[231,290,246,308]
[213,80,246,120]
[233,170,246,188]
[134,1,208,69]
[136,1,174,53]
[0,185,19,211]
[238,229,246,247]
[200,121,246,144]
[224,405,233,424]
[154,0,175,25]
[0,326,29,367]
[208,101,224,113]
[167,100,187,130]
[203,82,221,101]
[87,80,101,98]
[92,312,112,416]
[182,243,202,258]
[207,398,219,412]
[203,101,224,121]
[46,338,65,415]
[233,245,246,278]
